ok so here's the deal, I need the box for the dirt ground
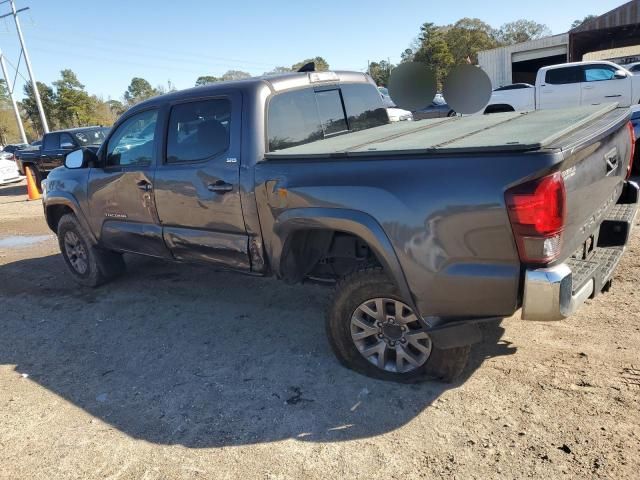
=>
[1,179,639,480]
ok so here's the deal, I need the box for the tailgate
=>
[548,107,634,271]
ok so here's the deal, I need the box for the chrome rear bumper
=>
[522,181,638,321]
[522,264,594,321]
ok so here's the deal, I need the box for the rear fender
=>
[272,207,416,314]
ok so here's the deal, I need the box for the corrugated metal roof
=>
[571,0,640,33]
[478,34,569,56]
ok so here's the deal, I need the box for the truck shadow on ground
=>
[0,253,516,448]
[0,181,26,197]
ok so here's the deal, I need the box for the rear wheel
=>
[57,213,125,287]
[326,268,470,382]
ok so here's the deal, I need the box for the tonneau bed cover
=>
[266,104,629,159]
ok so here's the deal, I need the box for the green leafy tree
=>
[195,75,220,86]
[413,23,455,87]
[400,48,415,63]
[106,99,126,116]
[444,18,499,65]
[88,95,118,126]
[571,14,597,30]
[498,19,551,45]
[291,57,329,72]
[22,80,57,134]
[53,69,94,128]
[0,80,20,145]
[262,66,291,76]
[124,77,158,105]
[220,70,251,81]
[368,60,394,86]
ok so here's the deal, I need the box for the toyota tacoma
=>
[41,70,638,382]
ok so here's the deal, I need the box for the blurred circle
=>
[388,62,437,111]
[443,65,492,115]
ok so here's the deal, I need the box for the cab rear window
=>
[267,83,388,152]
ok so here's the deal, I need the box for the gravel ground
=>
[1,179,639,479]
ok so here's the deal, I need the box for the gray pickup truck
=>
[42,70,638,382]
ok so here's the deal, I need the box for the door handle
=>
[137,180,153,192]
[207,181,233,193]
[582,85,594,90]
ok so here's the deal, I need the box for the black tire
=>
[326,268,470,383]
[447,110,457,117]
[57,213,125,287]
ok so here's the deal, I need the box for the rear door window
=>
[43,133,60,151]
[166,99,231,163]
[59,133,76,149]
[545,67,583,85]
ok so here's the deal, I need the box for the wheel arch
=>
[45,195,97,244]
[484,103,515,114]
[271,208,416,312]
[18,160,37,176]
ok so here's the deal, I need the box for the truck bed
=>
[266,104,627,158]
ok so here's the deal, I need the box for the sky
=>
[0,0,626,102]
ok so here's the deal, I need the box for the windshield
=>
[72,127,110,146]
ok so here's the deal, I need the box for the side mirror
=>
[614,70,628,79]
[64,148,98,169]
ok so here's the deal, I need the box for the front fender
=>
[43,190,96,244]
[271,207,416,315]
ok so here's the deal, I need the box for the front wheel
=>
[326,268,470,383]
[57,213,125,287]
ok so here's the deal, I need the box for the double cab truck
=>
[42,70,638,382]
[485,61,640,114]
[15,126,110,188]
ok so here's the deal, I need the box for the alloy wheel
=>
[63,230,89,275]
[350,297,432,373]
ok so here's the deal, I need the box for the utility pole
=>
[0,0,48,133]
[0,49,27,143]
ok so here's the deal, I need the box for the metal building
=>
[569,0,640,60]
[478,34,568,88]
[479,0,640,88]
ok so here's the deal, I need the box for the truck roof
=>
[129,71,372,113]
[46,126,106,134]
[266,104,627,158]
[541,60,622,71]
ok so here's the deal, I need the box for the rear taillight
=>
[627,121,636,179]
[505,172,566,264]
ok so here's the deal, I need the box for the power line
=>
[12,26,279,69]
[24,36,275,73]
[0,0,48,132]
